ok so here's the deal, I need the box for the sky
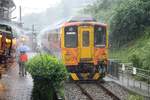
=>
[12,0,61,20]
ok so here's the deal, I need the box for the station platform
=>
[0,53,36,100]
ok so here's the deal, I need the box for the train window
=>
[82,31,89,47]
[64,26,78,48]
[94,26,106,47]
[0,24,11,32]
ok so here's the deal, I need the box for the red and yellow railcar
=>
[40,17,109,81]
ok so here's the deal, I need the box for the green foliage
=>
[128,94,144,100]
[129,54,142,68]
[26,53,68,88]
[110,0,150,47]
[83,0,121,23]
[31,78,56,100]
[128,91,144,100]
[110,35,150,70]
[142,49,150,70]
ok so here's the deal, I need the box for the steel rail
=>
[96,82,120,100]
[76,82,94,100]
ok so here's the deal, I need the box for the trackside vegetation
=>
[26,53,68,100]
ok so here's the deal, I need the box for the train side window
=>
[94,26,106,47]
[82,31,89,47]
[64,26,78,48]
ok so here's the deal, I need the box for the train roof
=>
[67,16,97,22]
[41,22,107,34]
[40,16,107,35]
[62,21,107,27]
[63,16,107,27]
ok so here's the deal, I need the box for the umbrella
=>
[18,45,30,52]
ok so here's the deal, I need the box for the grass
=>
[109,34,150,64]
[128,94,144,100]
[127,91,145,100]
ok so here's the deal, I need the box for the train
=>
[0,24,16,64]
[39,16,109,81]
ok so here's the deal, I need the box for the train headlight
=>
[6,38,11,43]
[0,35,2,38]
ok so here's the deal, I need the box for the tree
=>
[110,0,150,47]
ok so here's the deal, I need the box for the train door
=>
[79,26,93,59]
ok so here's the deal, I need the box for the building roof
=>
[0,0,15,8]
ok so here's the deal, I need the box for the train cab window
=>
[82,31,89,47]
[64,26,78,48]
[0,25,11,32]
[94,26,106,47]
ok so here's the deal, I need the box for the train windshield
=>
[94,26,106,47]
[64,26,78,48]
[0,24,12,32]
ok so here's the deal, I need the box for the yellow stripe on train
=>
[71,73,79,80]
[93,73,100,80]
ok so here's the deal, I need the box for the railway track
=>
[96,82,120,100]
[76,82,94,100]
[65,82,90,100]
[65,82,122,100]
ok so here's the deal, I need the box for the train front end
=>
[61,21,108,81]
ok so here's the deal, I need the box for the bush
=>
[31,78,57,100]
[26,53,68,99]
[129,54,142,68]
[26,53,68,88]
[142,50,150,70]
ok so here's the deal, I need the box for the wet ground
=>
[0,63,33,100]
[0,53,36,100]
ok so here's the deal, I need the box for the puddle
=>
[0,82,7,93]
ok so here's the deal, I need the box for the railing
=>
[109,61,150,97]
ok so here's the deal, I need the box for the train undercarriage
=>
[67,62,107,81]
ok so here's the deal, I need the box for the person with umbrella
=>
[17,43,30,76]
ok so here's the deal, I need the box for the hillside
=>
[82,0,150,70]
[110,27,150,70]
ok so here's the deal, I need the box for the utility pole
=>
[19,6,22,23]
[19,0,22,27]
[19,6,22,27]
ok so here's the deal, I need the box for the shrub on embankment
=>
[26,53,68,100]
